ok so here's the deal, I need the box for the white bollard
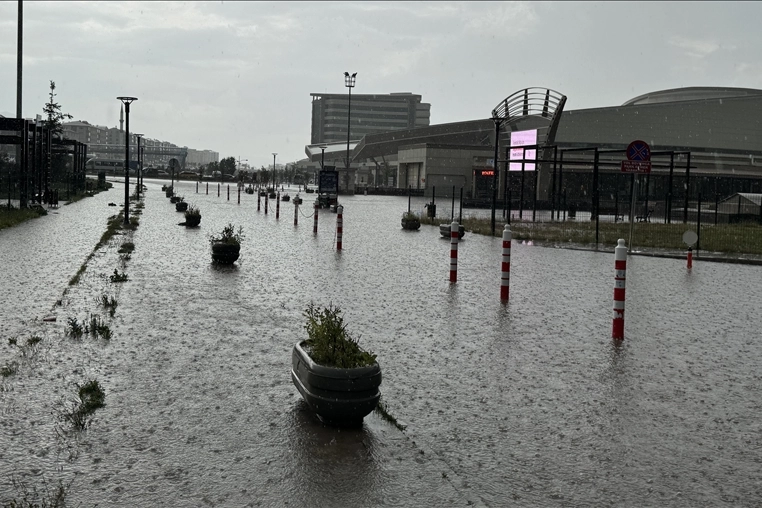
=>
[336,205,344,250]
[450,221,459,283]
[612,238,627,340]
[500,224,511,300]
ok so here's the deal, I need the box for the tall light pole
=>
[272,152,277,188]
[117,96,137,224]
[135,133,143,198]
[344,72,356,180]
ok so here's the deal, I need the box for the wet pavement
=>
[1,178,761,507]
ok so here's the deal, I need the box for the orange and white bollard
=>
[276,192,280,219]
[500,224,511,301]
[294,201,299,226]
[313,199,319,234]
[336,205,343,250]
[687,247,693,269]
[612,238,627,340]
[450,221,459,283]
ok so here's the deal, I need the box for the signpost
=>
[625,140,651,251]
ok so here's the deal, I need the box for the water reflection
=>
[286,400,384,507]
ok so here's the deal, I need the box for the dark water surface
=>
[1,179,761,507]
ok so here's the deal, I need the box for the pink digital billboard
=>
[509,129,537,171]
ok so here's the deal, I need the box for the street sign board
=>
[682,230,698,247]
[626,140,651,161]
[621,160,652,173]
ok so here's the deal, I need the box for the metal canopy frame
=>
[489,88,567,234]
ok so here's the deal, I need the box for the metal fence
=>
[422,161,762,257]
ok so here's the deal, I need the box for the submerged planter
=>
[439,223,465,239]
[401,215,421,230]
[291,341,382,425]
[211,242,240,264]
[184,215,201,227]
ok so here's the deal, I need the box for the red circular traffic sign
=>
[627,140,651,161]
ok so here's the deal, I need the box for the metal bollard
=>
[238,186,240,204]
[227,185,230,201]
[613,238,627,340]
[450,221,459,283]
[257,192,261,212]
[265,194,268,215]
[206,182,208,195]
[501,224,511,300]
[217,183,220,197]
[687,247,693,270]
[276,192,280,219]
[294,201,299,226]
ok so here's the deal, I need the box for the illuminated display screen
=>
[481,170,495,176]
[509,129,537,171]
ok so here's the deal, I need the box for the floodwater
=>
[1,179,761,507]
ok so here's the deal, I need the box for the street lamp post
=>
[344,72,357,187]
[272,152,277,188]
[318,144,327,187]
[117,96,137,224]
[135,133,143,198]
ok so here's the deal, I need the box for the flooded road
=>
[2,179,761,506]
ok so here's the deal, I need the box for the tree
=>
[219,157,236,176]
[42,80,73,139]
[42,81,74,194]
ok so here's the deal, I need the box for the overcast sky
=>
[1,1,760,168]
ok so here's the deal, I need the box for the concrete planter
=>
[291,341,381,426]
[184,215,201,227]
[175,201,188,212]
[211,242,240,264]
[401,215,421,230]
[439,223,465,239]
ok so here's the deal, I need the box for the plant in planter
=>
[401,210,421,230]
[165,185,174,198]
[184,204,201,227]
[209,223,244,264]
[291,303,381,426]
[175,196,188,212]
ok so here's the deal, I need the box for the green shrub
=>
[61,379,106,430]
[117,242,135,254]
[209,223,244,245]
[109,269,128,283]
[302,303,376,368]
[99,294,118,317]
[66,317,84,338]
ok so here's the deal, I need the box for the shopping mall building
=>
[304,86,762,203]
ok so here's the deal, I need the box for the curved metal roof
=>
[623,86,762,106]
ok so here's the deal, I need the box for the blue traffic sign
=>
[627,140,651,161]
